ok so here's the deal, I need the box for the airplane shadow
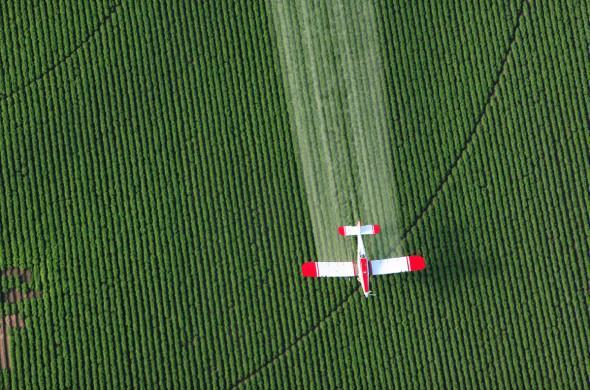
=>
[416,214,503,302]
[374,211,503,303]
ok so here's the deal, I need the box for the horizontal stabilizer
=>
[338,224,381,236]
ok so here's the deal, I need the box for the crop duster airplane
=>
[301,222,426,298]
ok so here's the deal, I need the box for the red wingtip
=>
[301,262,318,277]
[337,226,345,236]
[373,224,381,234]
[408,256,426,272]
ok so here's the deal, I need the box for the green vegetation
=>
[0,0,588,388]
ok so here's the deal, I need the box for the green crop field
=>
[0,0,588,388]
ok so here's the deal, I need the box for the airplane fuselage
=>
[356,226,371,297]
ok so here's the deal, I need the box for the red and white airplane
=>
[301,222,426,298]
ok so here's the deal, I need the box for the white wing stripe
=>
[370,256,410,275]
[316,261,356,277]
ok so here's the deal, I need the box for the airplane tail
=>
[338,224,381,236]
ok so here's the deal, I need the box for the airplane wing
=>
[301,261,356,277]
[370,256,426,275]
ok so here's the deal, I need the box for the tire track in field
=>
[232,1,530,387]
[0,3,122,102]
[385,0,530,256]
[230,285,359,389]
